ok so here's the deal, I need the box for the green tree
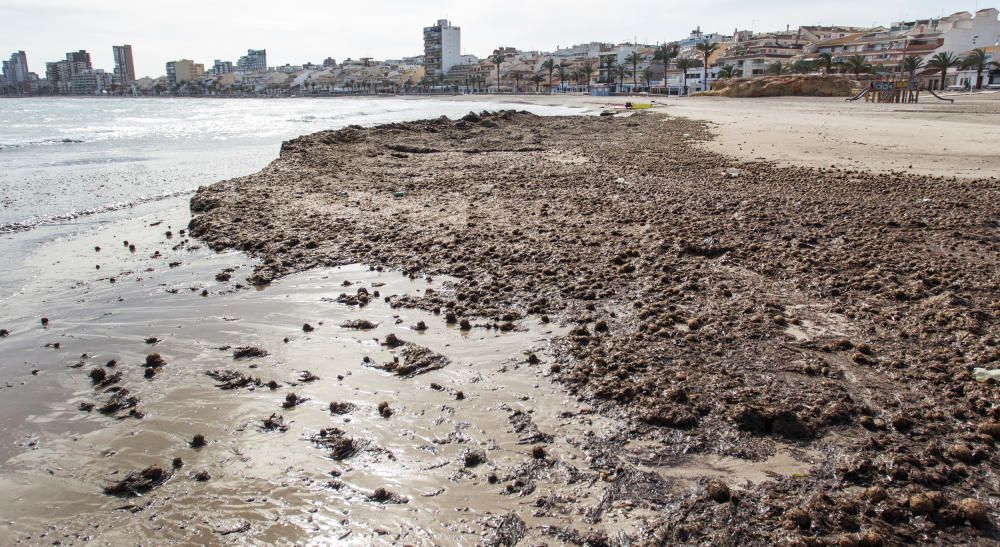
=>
[490,51,506,92]
[814,52,834,74]
[613,63,628,90]
[791,59,814,74]
[529,74,545,92]
[581,60,595,91]
[641,66,654,88]
[626,50,642,88]
[654,43,679,68]
[556,62,569,91]
[541,58,556,92]
[694,39,720,90]
[843,55,872,76]
[767,61,785,75]
[962,48,996,89]
[717,65,736,79]
[675,57,694,94]
[927,51,962,89]
[510,71,523,93]
[901,55,925,81]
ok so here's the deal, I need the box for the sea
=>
[0,96,587,299]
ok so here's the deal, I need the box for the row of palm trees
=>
[484,39,996,95]
[715,48,996,90]
[492,52,599,92]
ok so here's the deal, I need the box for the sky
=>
[1,0,988,78]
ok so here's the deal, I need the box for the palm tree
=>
[654,43,679,68]
[814,52,834,74]
[717,65,736,79]
[541,58,556,92]
[529,74,545,92]
[510,71,523,94]
[927,51,962,90]
[768,61,785,75]
[694,39,720,90]
[791,60,814,74]
[490,51,506,92]
[901,55,925,81]
[581,60,595,91]
[641,67,654,89]
[962,48,995,89]
[842,55,871,76]
[556,62,569,91]
[675,58,694,95]
[626,50,642,89]
[613,63,628,91]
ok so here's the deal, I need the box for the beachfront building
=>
[716,31,807,78]
[423,19,461,82]
[807,9,1000,88]
[238,49,267,73]
[112,45,136,93]
[66,50,92,74]
[213,60,234,74]
[166,59,202,89]
[44,60,72,94]
[1,51,31,94]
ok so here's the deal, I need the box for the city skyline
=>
[3,0,985,78]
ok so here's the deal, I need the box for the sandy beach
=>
[187,106,999,544]
[2,94,999,545]
[424,91,1000,180]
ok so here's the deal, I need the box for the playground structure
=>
[847,78,954,104]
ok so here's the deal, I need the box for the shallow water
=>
[0,203,588,543]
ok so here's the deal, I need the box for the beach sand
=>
[2,94,999,544]
[425,91,1000,180]
[186,109,1000,543]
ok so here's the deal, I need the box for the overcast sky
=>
[2,0,986,77]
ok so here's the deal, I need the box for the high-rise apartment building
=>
[66,50,92,75]
[112,45,136,86]
[2,51,30,90]
[166,59,199,87]
[237,49,267,72]
[213,60,234,74]
[423,19,461,80]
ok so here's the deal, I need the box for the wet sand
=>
[186,110,1000,544]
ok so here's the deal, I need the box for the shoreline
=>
[186,110,1000,543]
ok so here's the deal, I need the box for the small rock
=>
[706,480,730,503]
[908,493,935,515]
[785,507,811,530]
[378,401,393,418]
[464,450,486,467]
[958,498,988,525]
[190,434,207,448]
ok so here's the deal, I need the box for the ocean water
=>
[0,97,588,297]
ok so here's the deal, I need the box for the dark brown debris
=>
[103,466,172,497]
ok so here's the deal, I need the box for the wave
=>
[0,188,197,235]
[0,137,86,151]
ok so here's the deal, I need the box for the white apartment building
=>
[423,19,461,80]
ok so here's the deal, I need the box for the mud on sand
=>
[190,110,1000,544]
